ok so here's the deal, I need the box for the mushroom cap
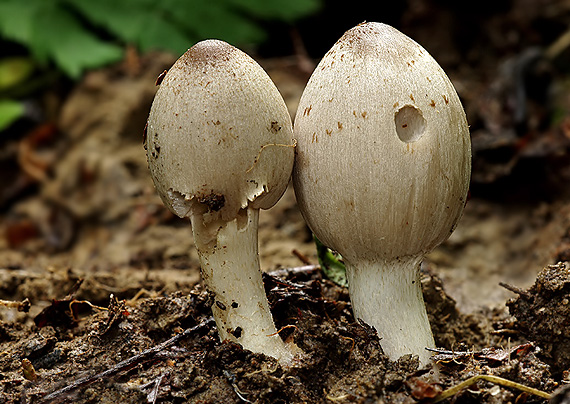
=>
[293,22,471,263]
[146,40,294,223]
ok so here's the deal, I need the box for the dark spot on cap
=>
[231,302,238,309]
[150,132,161,158]
[270,121,281,134]
[142,122,148,148]
[197,192,225,212]
[232,327,243,338]
[180,40,239,67]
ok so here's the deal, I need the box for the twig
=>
[490,329,519,336]
[127,288,159,306]
[264,273,309,290]
[425,347,474,355]
[69,300,107,314]
[268,264,320,278]
[0,298,31,312]
[223,370,253,403]
[292,249,311,265]
[39,317,214,403]
[233,387,253,403]
[499,282,531,298]
[267,324,298,337]
[431,374,551,402]
[146,372,167,404]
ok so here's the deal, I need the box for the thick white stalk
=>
[346,256,434,366]
[190,207,295,363]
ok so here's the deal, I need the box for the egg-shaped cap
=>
[293,23,471,262]
[146,40,294,223]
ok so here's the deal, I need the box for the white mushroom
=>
[146,40,298,363]
[292,23,471,365]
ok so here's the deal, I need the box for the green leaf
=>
[165,0,265,46]
[135,12,195,54]
[0,0,40,44]
[64,0,192,54]
[314,235,348,287]
[0,57,35,91]
[31,6,123,78]
[0,99,24,131]
[0,0,323,78]
[228,0,323,22]
[64,0,144,42]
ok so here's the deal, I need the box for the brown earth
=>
[2,2,570,403]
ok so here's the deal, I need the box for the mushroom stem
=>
[345,256,434,365]
[190,207,295,363]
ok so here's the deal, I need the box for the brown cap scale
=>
[146,40,298,363]
[293,23,471,365]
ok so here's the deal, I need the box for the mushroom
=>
[145,40,298,363]
[292,23,471,365]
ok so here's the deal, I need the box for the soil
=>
[2,2,570,403]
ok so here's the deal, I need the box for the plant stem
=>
[431,374,551,402]
[191,207,295,363]
[346,256,434,365]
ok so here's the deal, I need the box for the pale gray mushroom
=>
[146,40,298,363]
[293,23,471,365]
